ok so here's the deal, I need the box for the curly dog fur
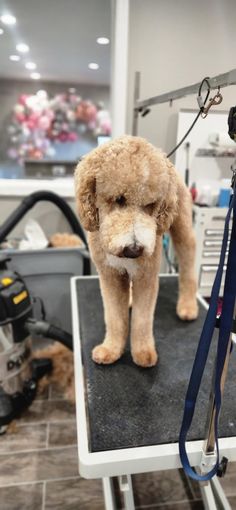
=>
[75,135,198,368]
[33,342,75,402]
[50,232,83,249]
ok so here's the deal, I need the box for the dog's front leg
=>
[130,242,161,368]
[92,269,130,364]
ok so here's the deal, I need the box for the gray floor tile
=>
[228,496,236,509]
[45,477,104,510]
[220,461,236,497]
[178,469,196,501]
[35,384,50,401]
[18,399,76,424]
[49,382,67,400]
[0,482,43,510]
[48,421,77,447]
[186,478,202,500]
[136,501,204,510]
[132,470,194,507]
[0,446,78,485]
[112,477,124,509]
[0,424,47,453]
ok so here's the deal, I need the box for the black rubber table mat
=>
[76,276,236,452]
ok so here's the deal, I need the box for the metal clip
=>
[141,107,151,117]
[201,90,223,118]
[200,449,218,477]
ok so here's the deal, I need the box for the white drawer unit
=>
[199,264,227,290]
[193,205,231,297]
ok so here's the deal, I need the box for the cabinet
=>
[193,205,231,297]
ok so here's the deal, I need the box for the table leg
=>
[103,477,117,510]
[200,477,232,510]
[211,476,232,510]
[119,475,135,510]
[200,482,218,510]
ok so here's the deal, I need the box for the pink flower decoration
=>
[19,95,28,106]
[15,113,25,123]
[38,116,51,131]
[68,132,78,141]
[100,118,112,135]
[59,132,68,142]
[86,104,97,121]
[26,119,37,130]
[45,110,54,121]
[8,89,111,163]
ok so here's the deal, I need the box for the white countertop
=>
[0,178,75,198]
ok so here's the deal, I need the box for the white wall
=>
[127,0,236,162]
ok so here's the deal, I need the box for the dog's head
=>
[75,136,178,259]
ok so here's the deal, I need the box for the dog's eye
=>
[115,195,126,206]
[144,202,156,214]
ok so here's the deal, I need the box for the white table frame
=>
[71,275,236,509]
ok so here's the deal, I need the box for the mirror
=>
[0,0,111,178]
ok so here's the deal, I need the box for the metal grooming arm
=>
[132,68,236,135]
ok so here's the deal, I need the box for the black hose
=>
[0,190,88,249]
[167,77,211,159]
[167,110,202,158]
[46,325,73,351]
[25,318,73,351]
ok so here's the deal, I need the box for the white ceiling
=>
[0,0,111,85]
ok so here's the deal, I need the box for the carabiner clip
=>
[201,89,223,118]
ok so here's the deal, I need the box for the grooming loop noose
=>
[201,170,236,478]
[179,171,236,481]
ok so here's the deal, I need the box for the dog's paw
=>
[177,297,199,321]
[92,344,122,364]
[132,346,158,368]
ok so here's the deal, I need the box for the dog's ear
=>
[155,161,179,235]
[74,157,99,232]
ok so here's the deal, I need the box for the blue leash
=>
[179,181,236,481]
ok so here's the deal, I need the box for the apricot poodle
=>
[75,135,198,368]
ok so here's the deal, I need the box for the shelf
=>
[195,149,236,158]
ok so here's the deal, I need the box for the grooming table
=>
[71,275,236,510]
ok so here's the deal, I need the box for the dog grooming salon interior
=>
[1,0,236,509]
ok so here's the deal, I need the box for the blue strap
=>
[179,186,236,481]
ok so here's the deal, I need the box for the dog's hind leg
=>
[170,185,198,321]
[92,269,130,364]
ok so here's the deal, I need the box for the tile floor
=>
[0,383,236,510]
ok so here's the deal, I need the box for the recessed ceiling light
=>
[1,14,16,25]
[88,62,99,70]
[30,72,41,80]
[96,37,109,45]
[0,28,4,35]
[16,43,29,53]
[25,62,36,70]
[10,55,20,62]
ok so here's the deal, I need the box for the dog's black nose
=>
[122,244,144,258]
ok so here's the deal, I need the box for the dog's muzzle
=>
[120,243,144,259]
